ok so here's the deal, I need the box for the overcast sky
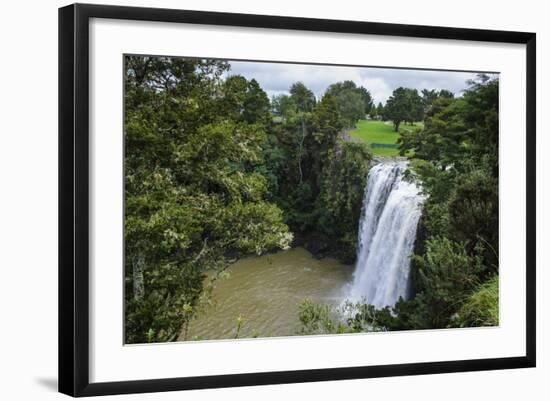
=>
[227,60,490,105]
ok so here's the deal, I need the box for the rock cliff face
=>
[292,231,356,265]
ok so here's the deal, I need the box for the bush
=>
[457,276,499,327]
[410,237,484,328]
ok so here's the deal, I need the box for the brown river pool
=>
[181,247,353,341]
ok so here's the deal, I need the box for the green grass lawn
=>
[350,119,423,156]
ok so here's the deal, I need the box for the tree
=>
[400,78,498,172]
[407,88,424,124]
[267,83,372,259]
[397,96,455,162]
[326,81,373,128]
[124,56,292,343]
[408,237,484,328]
[421,88,454,116]
[394,76,499,330]
[384,87,409,131]
[448,167,499,274]
[300,92,342,197]
[271,94,296,116]
[438,89,454,99]
[421,89,438,114]
[369,104,377,119]
[243,79,271,125]
[271,88,341,231]
[255,134,288,198]
[316,142,372,262]
[286,82,316,185]
[376,102,385,120]
[221,76,271,125]
[312,93,342,157]
[357,85,375,116]
[289,82,316,112]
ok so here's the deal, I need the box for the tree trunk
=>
[132,253,145,301]
[297,117,306,184]
[394,120,401,132]
[182,320,190,341]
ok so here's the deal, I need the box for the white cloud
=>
[227,60,492,104]
[359,77,392,105]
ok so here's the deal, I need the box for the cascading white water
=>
[349,161,424,308]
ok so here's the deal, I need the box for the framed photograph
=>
[59,3,536,397]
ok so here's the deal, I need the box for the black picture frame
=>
[59,3,536,397]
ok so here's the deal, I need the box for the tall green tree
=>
[220,75,271,125]
[124,56,292,343]
[357,86,375,115]
[271,94,296,116]
[316,142,372,262]
[268,83,372,258]
[312,93,342,161]
[369,104,378,119]
[289,82,316,112]
[385,87,423,130]
[421,88,454,116]
[326,81,373,128]
[384,87,409,131]
[405,88,424,124]
[376,102,385,120]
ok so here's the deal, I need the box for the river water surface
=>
[184,247,352,341]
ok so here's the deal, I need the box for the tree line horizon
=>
[271,79,457,132]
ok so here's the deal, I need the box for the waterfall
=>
[349,161,424,308]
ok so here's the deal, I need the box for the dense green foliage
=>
[125,55,498,342]
[420,88,454,115]
[124,57,293,343]
[125,58,373,343]
[325,81,374,128]
[457,275,499,327]
[298,75,499,334]
[269,85,373,262]
[298,298,395,335]
[393,75,499,330]
[384,87,424,131]
[316,143,372,262]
